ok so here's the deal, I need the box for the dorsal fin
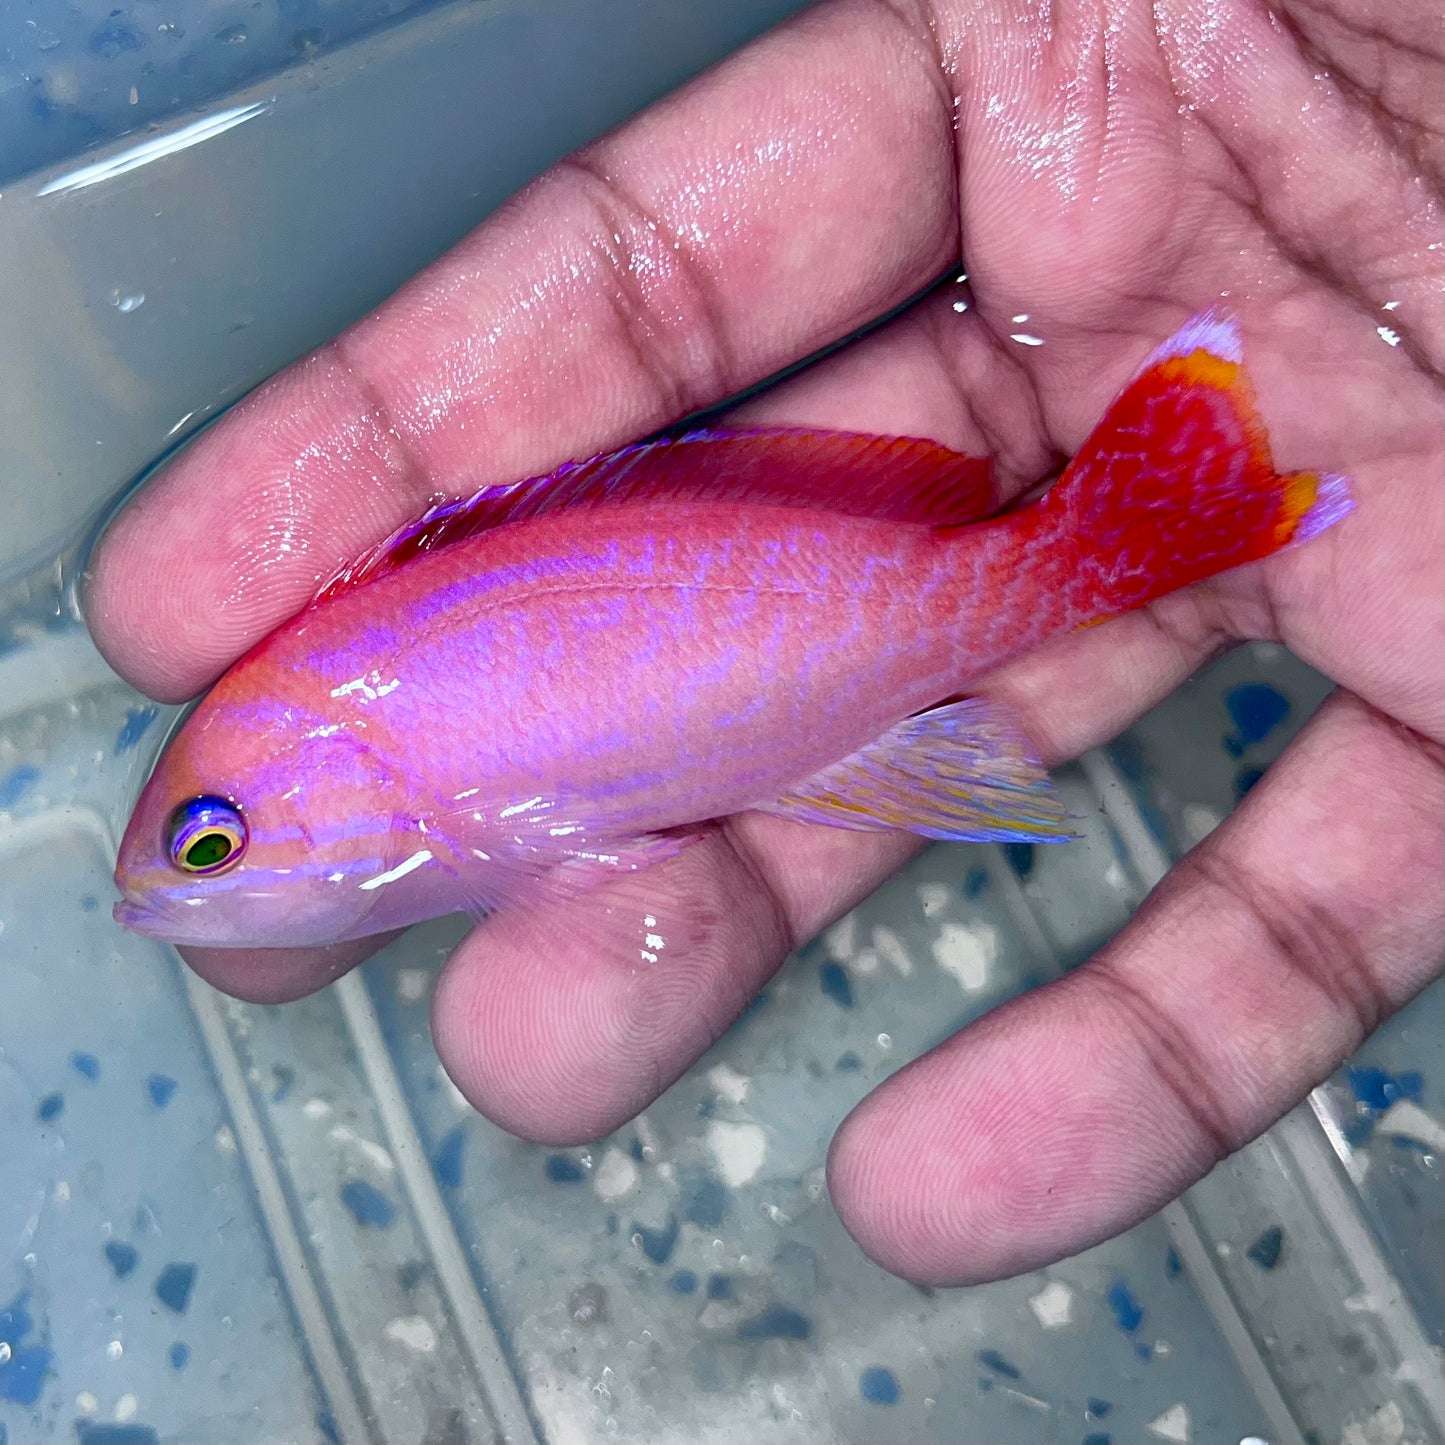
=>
[314,427,994,602]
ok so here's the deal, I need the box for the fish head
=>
[113,663,422,948]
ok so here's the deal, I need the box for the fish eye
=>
[167,796,247,875]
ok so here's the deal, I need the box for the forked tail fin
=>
[1029,309,1353,622]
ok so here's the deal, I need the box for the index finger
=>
[82,0,960,701]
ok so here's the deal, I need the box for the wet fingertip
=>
[178,936,375,1004]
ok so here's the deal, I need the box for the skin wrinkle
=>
[554,154,738,421]
[1284,0,1444,72]
[1181,836,1391,1044]
[1156,46,1442,380]
[326,334,430,506]
[1069,964,1238,1159]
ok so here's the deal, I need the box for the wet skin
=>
[85,0,1442,1285]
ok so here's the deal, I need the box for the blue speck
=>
[963,865,988,897]
[0,764,40,809]
[0,1422,7,1443]
[103,1241,139,1279]
[270,1066,294,1103]
[169,1341,190,1370]
[340,1180,396,1228]
[317,1409,342,1444]
[706,1274,733,1300]
[1135,1341,1154,1361]
[145,1074,178,1108]
[682,1169,728,1228]
[1343,1112,1376,1147]
[433,1128,465,1189]
[0,1344,48,1407]
[88,16,146,58]
[669,1270,698,1294]
[77,1426,159,1445]
[154,1262,197,1313]
[1109,736,1147,781]
[36,1091,63,1122]
[1082,1434,1113,1445]
[1348,1065,1423,1111]
[977,1348,1020,1379]
[80,894,99,913]
[77,1421,158,1445]
[70,1051,101,1081]
[835,1051,862,1072]
[114,706,158,755]
[1234,766,1266,799]
[1004,842,1035,878]
[737,1303,812,1341]
[1391,1134,1434,1155]
[1223,683,1290,756]
[1087,1397,1113,1418]
[628,1137,646,1162]
[819,960,853,1008]
[1164,1246,1182,1279]
[1247,1224,1285,1271]
[0,1293,50,1406]
[859,1366,899,1404]
[632,1215,679,1265]
[1106,1279,1144,1334]
[545,1154,584,1183]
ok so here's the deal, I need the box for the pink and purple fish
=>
[113,311,1351,948]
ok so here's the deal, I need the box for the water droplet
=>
[109,290,145,313]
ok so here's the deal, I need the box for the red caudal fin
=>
[1029,309,1353,622]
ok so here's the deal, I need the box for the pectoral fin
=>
[420,802,699,924]
[756,697,1074,843]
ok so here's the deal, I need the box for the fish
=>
[112,310,1352,948]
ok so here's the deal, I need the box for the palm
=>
[87,0,1442,1282]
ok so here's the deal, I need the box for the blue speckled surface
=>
[1,8,1442,1443]
[0,799,326,1440]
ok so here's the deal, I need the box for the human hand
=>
[85,0,1442,1284]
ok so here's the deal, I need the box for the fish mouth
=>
[113,897,172,939]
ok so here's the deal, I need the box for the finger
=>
[827,690,1444,1285]
[83,0,962,702]
[178,934,399,1006]
[429,818,941,1145]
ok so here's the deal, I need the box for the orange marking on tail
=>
[1276,471,1322,545]
[1153,350,1242,393]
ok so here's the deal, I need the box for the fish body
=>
[113,311,1352,947]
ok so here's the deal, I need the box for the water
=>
[1,5,1442,1443]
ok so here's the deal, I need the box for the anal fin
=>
[757,697,1074,843]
